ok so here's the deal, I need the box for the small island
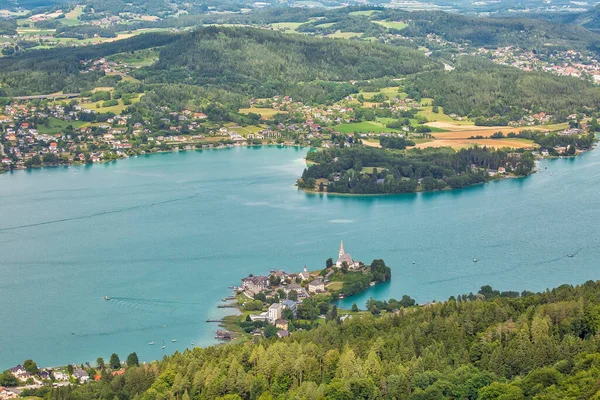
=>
[219,242,391,340]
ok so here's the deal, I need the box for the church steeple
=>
[339,241,345,258]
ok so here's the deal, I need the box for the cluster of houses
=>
[475,46,600,84]
[238,242,360,338]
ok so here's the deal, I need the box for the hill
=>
[134,27,442,104]
[33,280,600,399]
[404,56,600,121]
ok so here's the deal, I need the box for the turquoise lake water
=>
[2,145,600,369]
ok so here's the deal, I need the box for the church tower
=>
[339,241,345,258]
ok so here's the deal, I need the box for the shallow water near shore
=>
[1,146,600,369]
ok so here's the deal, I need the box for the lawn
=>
[226,125,264,136]
[326,282,343,291]
[37,117,86,134]
[374,20,408,30]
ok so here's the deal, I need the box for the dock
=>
[221,296,236,302]
[217,304,237,308]
[206,319,224,323]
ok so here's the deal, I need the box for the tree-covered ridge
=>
[298,145,535,194]
[0,32,177,97]
[378,9,600,51]
[0,18,17,35]
[136,27,442,103]
[35,280,600,399]
[404,57,600,120]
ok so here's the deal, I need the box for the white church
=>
[335,241,360,270]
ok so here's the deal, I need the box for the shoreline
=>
[1,143,310,174]
[299,146,595,197]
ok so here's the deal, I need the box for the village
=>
[213,242,392,342]
[0,360,125,399]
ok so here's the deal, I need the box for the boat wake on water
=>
[105,297,205,313]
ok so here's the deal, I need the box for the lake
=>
[2,145,600,369]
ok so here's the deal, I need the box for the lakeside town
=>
[1,86,596,174]
[1,242,394,399]
[211,242,392,342]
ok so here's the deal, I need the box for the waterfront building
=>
[335,241,360,270]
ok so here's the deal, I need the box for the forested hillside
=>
[37,281,600,399]
[385,10,600,51]
[135,27,441,103]
[0,32,177,97]
[405,57,600,120]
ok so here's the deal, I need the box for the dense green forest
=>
[22,280,600,399]
[135,27,440,104]
[298,145,534,194]
[404,57,600,120]
[0,18,17,35]
[0,32,177,96]
[381,10,600,51]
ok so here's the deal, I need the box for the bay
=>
[1,145,600,369]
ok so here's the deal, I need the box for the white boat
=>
[148,341,155,345]
[473,259,478,263]
[161,340,166,349]
[103,296,111,300]
[171,339,177,342]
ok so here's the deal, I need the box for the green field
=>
[349,10,378,16]
[374,20,408,30]
[269,22,303,33]
[107,49,159,67]
[417,106,472,125]
[37,117,86,134]
[61,6,84,26]
[327,31,361,39]
[81,95,141,114]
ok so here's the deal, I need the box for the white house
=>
[268,303,283,323]
[52,371,69,381]
[308,279,325,293]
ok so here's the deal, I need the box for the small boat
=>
[161,340,166,349]
[369,282,376,287]
[148,341,155,345]
[412,261,415,264]
[473,259,478,263]
[171,339,177,342]
[191,341,195,345]
[567,254,574,258]
[103,296,111,300]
